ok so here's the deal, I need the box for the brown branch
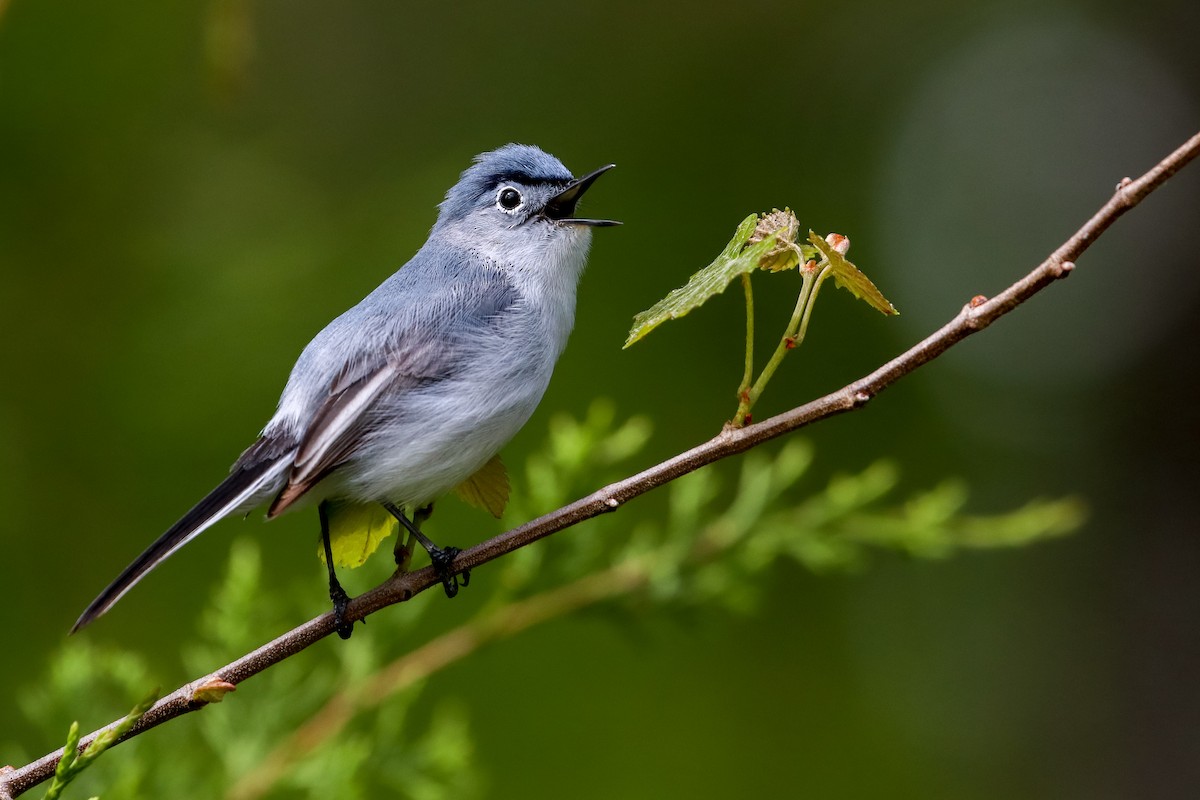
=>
[2,130,1197,800]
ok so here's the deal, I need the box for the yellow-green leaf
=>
[624,214,792,347]
[318,502,398,569]
[807,231,899,316]
[454,453,509,518]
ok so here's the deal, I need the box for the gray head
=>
[436,144,618,231]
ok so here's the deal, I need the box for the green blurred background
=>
[2,0,1199,797]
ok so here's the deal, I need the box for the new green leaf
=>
[624,214,794,347]
[807,231,898,316]
[318,502,398,569]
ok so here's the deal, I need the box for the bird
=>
[72,144,618,638]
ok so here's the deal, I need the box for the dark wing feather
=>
[267,364,400,515]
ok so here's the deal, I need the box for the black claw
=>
[430,545,464,598]
[380,501,470,598]
[330,583,354,640]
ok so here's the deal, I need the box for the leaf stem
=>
[744,267,818,413]
[734,273,755,424]
[794,265,833,349]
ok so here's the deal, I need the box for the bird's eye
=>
[497,187,522,211]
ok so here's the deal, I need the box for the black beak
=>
[543,164,620,227]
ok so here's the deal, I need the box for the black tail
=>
[71,459,285,633]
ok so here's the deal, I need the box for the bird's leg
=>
[320,501,356,640]
[393,521,414,574]
[382,501,470,598]
[392,502,434,573]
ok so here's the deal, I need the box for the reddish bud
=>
[825,233,850,255]
[784,337,796,349]
[969,295,988,308]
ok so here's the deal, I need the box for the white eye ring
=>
[496,186,523,212]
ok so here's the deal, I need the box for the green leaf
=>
[453,453,509,518]
[807,231,899,316]
[624,214,792,347]
[42,689,159,800]
[318,502,398,569]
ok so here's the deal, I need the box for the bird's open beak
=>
[542,164,620,227]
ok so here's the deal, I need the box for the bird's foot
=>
[428,544,470,598]
[329,583,356,640]
[380,501,469,597]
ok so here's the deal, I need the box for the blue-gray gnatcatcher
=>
[73,144,617,637]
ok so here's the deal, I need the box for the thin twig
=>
[3,130,1196,800]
